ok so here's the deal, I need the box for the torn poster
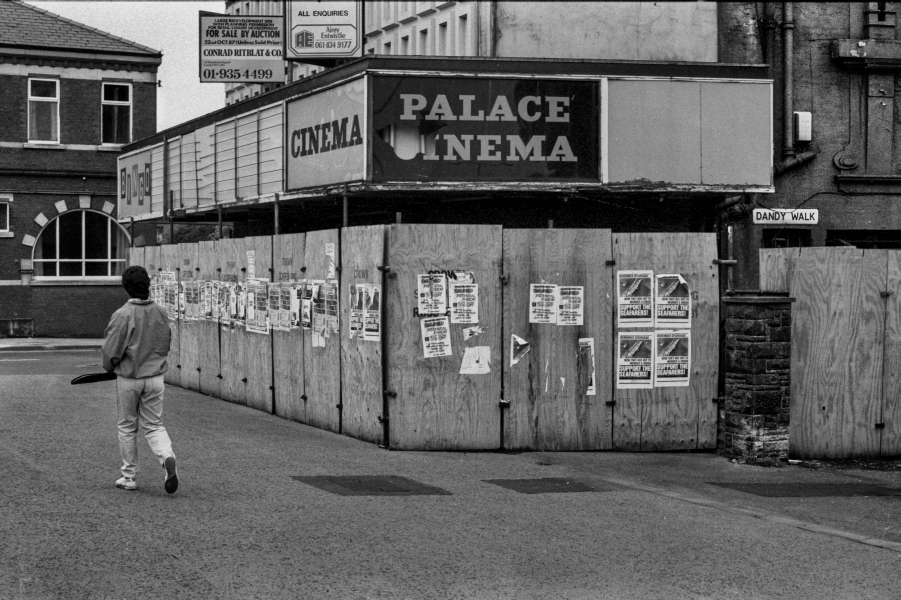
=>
[417,273,447,315]
[289,282,301,329]
[453,270,475,285]
[311,281,326,337]
[558,286,584,326]
[200,281,212,320]
[529,283,558,324]
[655,330,691,387]
[655,274,691,327]
[325,242,336,280]
[462,325,484,340]
[234,281,246,325]
[349,283,364,338]
[449,282,478,324]
[268,282,284,331]
[301,282,312,329]
[245,278,270,334]
[421,316,452,358]
[323,280,339,334]
[617,270,653,328]
[510,334,531,366]
[246,250,255,278]
[363,284,381,342]
[460,346,491,375]
[616,331,653,389]
[578,337,596,396]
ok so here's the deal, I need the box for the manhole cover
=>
[484,478,599,494]
[708,482,901,498]
[291,475,451,496]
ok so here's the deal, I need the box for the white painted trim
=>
[600,77,608,185]
[0,142,122,151]
[0,63,156,82]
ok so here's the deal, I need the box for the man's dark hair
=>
[122,266,151,299]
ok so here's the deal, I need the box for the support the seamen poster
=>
[617,270,653,327]
[655,330,691,387]
[617,331,653,389]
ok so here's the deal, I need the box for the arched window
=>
[33,209,129,277]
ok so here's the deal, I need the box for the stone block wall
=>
[720,296,794,462]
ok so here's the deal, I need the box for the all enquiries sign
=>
[284,0,362,61]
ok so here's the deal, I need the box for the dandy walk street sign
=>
[752,208,819,225]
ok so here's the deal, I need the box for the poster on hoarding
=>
[617,270,653,328]
[417,273,447,315]
[655,274,691,327]
[529,284,558,324]
[245,278,270,334]
[655,330,691,387]
[617,331,654,389]
[421,316,452,358]
[363,284,381,342]
[199,12,284,84]
[349,283,363,338]
[558,286,584,326]
[578,337,596,396]
[449,282,478,324]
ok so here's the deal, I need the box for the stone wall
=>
[720,296,793,463]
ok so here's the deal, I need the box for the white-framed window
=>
[33,209,129,278]
[101,82,132,145]
[28,78,60,143]
[0,193,11,233]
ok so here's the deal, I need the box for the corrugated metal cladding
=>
[117,58,773,222]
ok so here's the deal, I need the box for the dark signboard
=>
[371,76,599,182]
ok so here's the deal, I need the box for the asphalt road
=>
[2,350,900,600]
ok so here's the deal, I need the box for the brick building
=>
[0,0,161,336]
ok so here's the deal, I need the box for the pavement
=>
[2,350,900,599]
[0,337,104,352]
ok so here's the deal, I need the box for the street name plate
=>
[753,208,819,225]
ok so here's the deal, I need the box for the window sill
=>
[0,232,13,238]
[31,278,122,286]
[24,143,65,150]
[97,145,125,153]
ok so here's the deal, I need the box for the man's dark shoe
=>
[164,456,178,494]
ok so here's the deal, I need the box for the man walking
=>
[102,265,179,494]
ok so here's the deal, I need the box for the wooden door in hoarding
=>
[302,229,341,433]
[197,241,221,398]
[218,237,246,406]
[502,229,614,451]
[384,224,503,450]
[160,244,181,387]
[272,233,306,424]
[244,235,274,413]
[178,243,201,393]
[612,233,719,451]
[340,226,386,445]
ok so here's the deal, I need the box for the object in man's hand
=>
[70,372,118,385]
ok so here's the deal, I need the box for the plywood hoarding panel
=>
[272,233,306,424]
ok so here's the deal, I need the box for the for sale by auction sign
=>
[199,12,284,83]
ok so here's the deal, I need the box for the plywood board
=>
[236,111,259,199]
[272,232,306,424]
[144,245,161,276]
[340,226,386,445]
[759,248,801,294]
[882,251,901,457]
[502,229,614,450]
[196,124,216,205]
[243,235,274,413]
[790,248,885,458]
[167,138,182,208]
[215,120,236,203]
[218,237,246,405]
[160,244,181,387]
[613,233,719,451]
[128,246,143,270]
[197,240,221,398]
[178,243,201,393]
[302,229,341,433]
[180,131,198,209]
[385,224,502,450]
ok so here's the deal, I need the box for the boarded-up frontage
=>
[129,226,719,451]
[761,247,901,458]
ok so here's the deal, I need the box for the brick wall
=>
[32,285,128,337]
[720,296,793,463]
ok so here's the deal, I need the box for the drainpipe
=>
[782,2,795,159]
[763,3,777,80]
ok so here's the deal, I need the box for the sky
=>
[34,0,228,131]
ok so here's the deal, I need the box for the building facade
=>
[0,0,161,336]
